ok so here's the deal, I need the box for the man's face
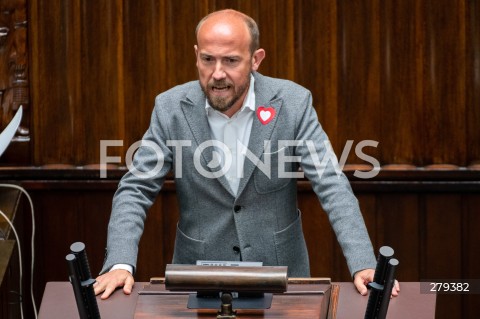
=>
[195,17,264,116]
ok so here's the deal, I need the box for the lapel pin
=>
[256,106,276,125]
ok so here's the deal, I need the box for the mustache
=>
[208,80,233,88]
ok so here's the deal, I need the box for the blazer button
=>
[234,205,242,213]
[233,246,240,253]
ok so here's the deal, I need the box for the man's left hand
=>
[353,268,400,297]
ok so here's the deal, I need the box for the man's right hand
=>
[93,269,135,299]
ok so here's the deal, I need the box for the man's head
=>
[194,9,265,117]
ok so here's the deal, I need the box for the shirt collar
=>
[205,74,256,115]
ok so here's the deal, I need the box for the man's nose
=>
[212,62,226,80]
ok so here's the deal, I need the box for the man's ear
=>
[251,49,266,71]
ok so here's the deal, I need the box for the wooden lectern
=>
[38,281,436,319]
[132,264,338,318]
[135,276,337,318]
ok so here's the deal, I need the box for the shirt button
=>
[234,205,242,213]
[233,246,240,253]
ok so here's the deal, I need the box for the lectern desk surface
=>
[38,281,436,319]
[136,280,335,318]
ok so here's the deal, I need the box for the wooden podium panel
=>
[38,282,436,319]
[335,282,437,319]
[134,281,338,319]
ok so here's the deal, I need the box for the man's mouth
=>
[212,85,230,92]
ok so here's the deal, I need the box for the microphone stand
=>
[364,246,399,319]
[66,242,101,319]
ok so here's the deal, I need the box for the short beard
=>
[202,78,250,113]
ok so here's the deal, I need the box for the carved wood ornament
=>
[0,0,28,141]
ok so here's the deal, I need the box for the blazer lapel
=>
[181,85,235,197]
[236,73,283,197]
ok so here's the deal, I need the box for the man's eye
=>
[226,58,238,64]
[202,56,213,63]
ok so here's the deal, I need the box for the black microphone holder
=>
[66,242,101,319]
[364,246,399,319]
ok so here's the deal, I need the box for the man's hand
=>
[94,269,135,300]
[353,268,400,297]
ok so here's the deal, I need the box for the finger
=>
[354,276,368,296]
[93,279,105,296]
[391,287,399,297]
[123,275,134,295]
[390,280,400,298]
[101,282,118,300]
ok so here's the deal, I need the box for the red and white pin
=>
[256,106,276,125]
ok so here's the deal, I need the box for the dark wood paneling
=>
[294,0,339,151]
[466,0,480,165]
[122,0,166,150]
[80,0,125,163]
[256,1,296,80]
[2,172,478,319]
[19,1,480,318]
[26,0,480,167]
[337,0,381,163]
[376,194,420,280]
[464,195,480,319]
[421,0,467,165]
[379,0,420,164]
[30,0,76,163]
[424,194,463,318]
[337,0,382,165]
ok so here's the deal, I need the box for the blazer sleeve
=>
[294,91,377,276]
[100,98,174,274]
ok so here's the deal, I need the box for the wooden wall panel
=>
[255,1,296,80]
[294,0,339,151]
[424,194,463,318]
[337,0,382,164]
[464,195,480,319]
[466,0,480,165]
[26,0,480,166]
[423,195,463,279]
[18,1,480,318]
[122,0,167,150]
[163,0,199,87]
[379,0,420,164]
[421,1,467,165]
[81,0,125,163]
[28,188,113,318]
[30,1,77,163]
[376,194,420,280]
[8,178,478,319]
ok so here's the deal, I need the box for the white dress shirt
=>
[205,74,255,195]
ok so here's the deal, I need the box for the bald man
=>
[94,9,400,299]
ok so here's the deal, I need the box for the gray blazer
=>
[101,72,376,277]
